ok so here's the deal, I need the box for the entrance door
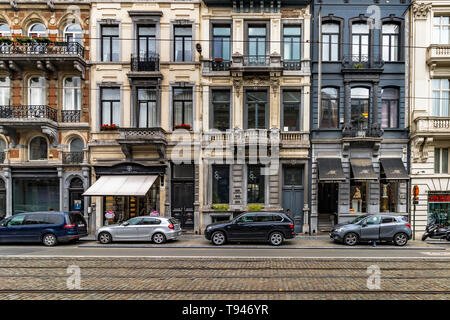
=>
[282,166,304,234]
[172,181,194,229]
[318,183,339,232]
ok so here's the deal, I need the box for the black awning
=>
[317,158,346,182]
[380,158,409,180]
[350,158,378,180]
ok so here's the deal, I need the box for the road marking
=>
[421,251,450,256]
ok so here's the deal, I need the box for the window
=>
[380,182,398,213]
[350,181,367,214]
[63,77,81,110]
[140,218,161,225]
[212,165,229,204]
[13,178,59,213]
[432,79,449,117]
[28,77,46,105]
[138,25,156,58]
[351,87,370,129]
[381,217,395,224]
[64,24,82,44]
[0,77,9,106]
[0,23,10,37]
[126,217,143,225]
[70,138,84,152]
[7,215,25,226]
[282,90,301,131]
[351,22,369,62]
[213,26,231,61]
[248,26,267,65]
[428,192,450,227]
[137,88,157,128]
[246,90,267,129]
[247,165,265,204]
[101,88,120,126]
[29,136,47,160]
[283,166,303,186]
[28,23,47,38]
[101,25,119,62]
[211,89,230,131]
[320,87,339,128]
[237,214,256,223]
[365,215,381,225]
[382,23,399,62]
[381,88,399,128]
[322,23,339,61]
[433,16,450,44]
[435,148,449,174]
[174,26,192,62]
[173,87,193,128]
[283,26,301,61]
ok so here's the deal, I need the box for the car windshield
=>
[349,215,368,224]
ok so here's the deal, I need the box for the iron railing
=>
[62,151,84,164]
[0,105,57,121]
[61,110,81,123]
[130,54,160,72]
[342,55,384,69]
[0,42,85,58]
[342,125,384,138]
[212,60,231,71]
[283,60,302,70]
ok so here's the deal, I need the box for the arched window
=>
[0,77,9,106]
[351,87,370,129]
[64,24,82,44]
[320,87,339,128]
[322,23,339,61]
[28,77,46,105]
[351,22,370,62]
[0,23,11,37]
[382,23,399,62]
[29,136,47,160]
[381,87,399,128]
[28,23,47,38]
[63,77,81,110]
[69,138,83,152]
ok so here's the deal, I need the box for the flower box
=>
[100,124,119,131]
[0,37,12,44]
[174,124,192,130]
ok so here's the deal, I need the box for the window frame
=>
[137,25,157,58]
[282,24,302,62]
[100,25,119,62]
[210,88,231,131]
[211,24,232,62]
[244,21,270,62]
[350,86,370,129]
[173,25,193,62]
[172,86,193,128]
[28,23,47,38]
[320,87,340,129]
[28,76,46,105]
[381,87,399,129]
[63,76,81,111]
[433,15,450,44]
[350,20,371,62]
[247,164,265,204]
[435,147,449,174]
[64,24,83,45]
[29,136,48,161]
[244,88,269,130]
[321,22,340,62]
[211,164,230,205]
[382,23,400,62]
[137,87,157,128]
[432,79,450,117]
[100,87,120,126]
[281,88,302,131]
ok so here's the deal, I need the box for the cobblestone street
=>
[0,256,448,300]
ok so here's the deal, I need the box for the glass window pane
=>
[435,148,441,173]
[443,91,449,117]
[390,100,398,128]
[353,23,369,34]
[432,91,441,116]
[443,149,449,174]
[247,166,264,203]
[102,102,110,125]
[331,35,339,60]
[249,27,266,36]
[322,35,330,61]
[70,138,84,152]
[212,165,230,204]
[174,27,191,36]
[139,102,148,128]
[213,27,230,36]
[102,26,118,36]
[184,37,192,61]
[284,26,301,36]
[322,23,339,33]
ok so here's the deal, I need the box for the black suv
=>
[204,212,295,246]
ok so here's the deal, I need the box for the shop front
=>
[427,192,450,227]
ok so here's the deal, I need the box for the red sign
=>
[413,185,419,200]
[428,194,450,202]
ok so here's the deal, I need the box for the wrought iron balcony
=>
[0,105,57,122]
[212,59,231,71]
[0,41,85,58]
[61,110,81,123]
[342,124,384,138]
[130,54,160,72]
[341,55,384,70]
[62,151,84,164]
[283,60,302,70]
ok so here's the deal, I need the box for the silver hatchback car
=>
[95,216,182,244]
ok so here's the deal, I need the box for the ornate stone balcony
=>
[413,116,450,138]
[230,53,282,74]
[427,44,450,68]
[117,127,167,161]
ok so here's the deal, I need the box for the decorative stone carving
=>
[232,77,243,97]
[412,137,424,161]
[42,126,58,147]
[412,1,432,20]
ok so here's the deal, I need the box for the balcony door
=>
[137,88,157,128]
[248,26,266,65]
[28,77,46,106]
[351,22,369,62]
[138,25,156,59]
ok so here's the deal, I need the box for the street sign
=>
[413,185,419,200]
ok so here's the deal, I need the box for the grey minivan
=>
[330,214,412,246]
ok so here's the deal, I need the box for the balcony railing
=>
[342,125,383,138]
[0,105,57,122]
[61,110,81,123]
[130,54,160,72]
[0,42,85,58]
[414,117,450,134]
[243,55,270,66]
[211,60,231,71]
[119,127,167,142]
[62,151,83,164]
[342,55,384,70]
[283,60,302,70]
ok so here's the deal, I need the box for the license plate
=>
[78,224,85,227]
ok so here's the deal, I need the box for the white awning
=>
[83,175,158,196]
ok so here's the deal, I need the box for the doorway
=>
[318,183,339,231]
[282,166,304,233]
[171,164,195,229]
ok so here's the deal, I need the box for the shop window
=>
[247,165,265,204]
[13,178,59,214]
[282,90,301,131]
[0,179,5,219]
[350,181,367,214]
[320,87,339,128]
[29,136,48,160]
[380,182,398,213]
[212,165,229,204]
[428,192,450,227]
[435,148,449,174]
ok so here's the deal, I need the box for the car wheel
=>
[211,231,226,246]
[98,232,112,244]
[269,232,284,246]
[343,232,358,246]
[152,232,166,244]
[42,233,57,247]
[393,232,408,246]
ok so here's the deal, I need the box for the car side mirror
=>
[122,222,129,226]
[362,222,367,227]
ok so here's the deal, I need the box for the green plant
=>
[353,62,364,69]
[100,124,119,131]
[14,36,32,43]
[33,37,52,44]
[248,204,263,212]
[0,37,12,44]
[212,204,229,211]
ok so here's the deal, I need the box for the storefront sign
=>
[428,194,450,203]
[74,200,82,210]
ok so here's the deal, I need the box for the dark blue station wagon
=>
[0,212,88,246]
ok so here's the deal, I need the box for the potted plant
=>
[214,57,223,62]
[0,37,12,44]
[174,124,192,130]
[248,204,263,212]
[100,124,119,131]
[33,36,52,44]
[353,62,364,69]
[212,204,229,211]
[14,36,32,44]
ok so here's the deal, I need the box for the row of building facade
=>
[0,0,448,238]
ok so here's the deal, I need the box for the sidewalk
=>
[79,234,447,250]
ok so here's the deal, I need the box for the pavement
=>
[77,234,447,250]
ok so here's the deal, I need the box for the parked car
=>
[330,214,412,246]
[95,216,181,244]
[0,211,88,246]
[204,212,295,246]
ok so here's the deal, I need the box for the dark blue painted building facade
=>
[310,0,410,232]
